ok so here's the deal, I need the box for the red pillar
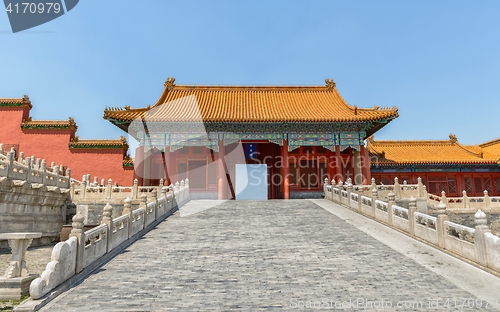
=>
[360,145,371,185]
[169,149,177,184]
[164,147,171,185]
[335,145,342,183]
[217,141,227,200]
[135,146,145,186]
[281,141,290,199]
[327,149,335,183]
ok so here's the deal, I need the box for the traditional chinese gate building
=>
[104,78,399,199]
[368,135,500,197]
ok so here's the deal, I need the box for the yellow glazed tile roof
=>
[103,78,399,123]
[367,135,500,165]
[68,136,128,149]
[479,138,500,158]
[0,95,32,109]
[20,117,77,131]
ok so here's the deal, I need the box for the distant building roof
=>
[0,95,32,109]
[368,134,500,165]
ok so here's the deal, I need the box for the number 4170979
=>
[5,2,62,14]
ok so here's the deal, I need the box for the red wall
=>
[0,106,134,186]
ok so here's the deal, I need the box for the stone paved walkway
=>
[42,200,500,311]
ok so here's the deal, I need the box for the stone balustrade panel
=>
[484,233,500,272]
[360,196,372,215]
[413,212,438,245]
[111,215,129,251]
[340,190,348,206]
[131,208,145,236]
[145,202,156,227]
[374,199,389,223]
[442,220,477,262]
[392,205,409,231]
[83,224,108,268]
[349,193,359,210]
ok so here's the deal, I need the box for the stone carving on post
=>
[106,179,112,199]
[394,177,401,199]
[371,185,378,217]
[347,178,353,208]
[169,184,175,205]
[441,191,447,206]
[152,188,159,219]
[69,211,85,273]
[435,200,448,249]
[387,192,395,226]
[484,190,491,209]
[132,178,138,199]
[122,197,133,237]
[140,193,147,209]
[463,190,470,208]
[474,209,490,266]
[161,186,167,210]
[101,203,113,252]
[408,196,417,236]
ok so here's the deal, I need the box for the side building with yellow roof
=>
[368,135,500,197]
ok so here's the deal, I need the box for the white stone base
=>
[0,274,38,300]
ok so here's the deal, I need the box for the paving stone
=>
[42,200,500,311]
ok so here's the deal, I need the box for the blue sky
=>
[1,1,499,155]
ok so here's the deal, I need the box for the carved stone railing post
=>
[371,186,378,217]
[132,179,138,199]
[161,186,167,211]
[0,143,3,154]
[474,209,490,266]
[19,152,24,163]
[346,178,353,208]
[152,188,159,219]
[463,190,470,208]
[140,194,148,228]
[122,197,133,238]
[422,185,428,201]
[69,211,85,273]
[185,178,190,198]
[441,191,447,206]
[6,150,13,177]
[40,159,47,184]
[323,178,329,194]
[25,157,32,183]
[157,178,164,198]
[101,203,113,253]
[54,165,60,187]
[408,196,417,236]
[70,181,75,200]
[169,184,175,206]
[435,201,448,249]
[387,192,395,226]
[106,179,112,199]
[180,180,185,204]
[370,178,377,192]
[93,177,99,187]
[484,190,491,209]
[80,179,86,200]
[66,168,71,188]
[394,177,401,199]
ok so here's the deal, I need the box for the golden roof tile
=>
[0,95,32,109]
[69,136,128,149]
[479,138,500,158]
[21,117,77,131]
[368,134,499,165]
[103,78,399,124]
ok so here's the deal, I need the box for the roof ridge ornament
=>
[164,77,176,91]
[449,134,457,145]
[325,78,336,91]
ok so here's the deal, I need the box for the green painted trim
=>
[21,124,73,130]
[69,144,126,149]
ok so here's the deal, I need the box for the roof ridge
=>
[455,142,484,158]
[479,138,500,148]
[369,139,452,146]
